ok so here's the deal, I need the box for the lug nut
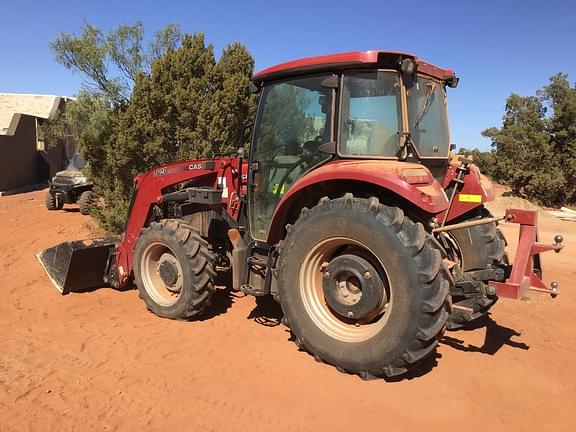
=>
[347,311,354,318]
[324,271,330,278]
[364,271,371,279]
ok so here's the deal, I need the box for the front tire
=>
[45,192,63,210]
[134,219,216,320]
[277,194,452,379]
[78,191,96,215]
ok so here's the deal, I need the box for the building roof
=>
[252,50,456,83]
[0,93,71,135]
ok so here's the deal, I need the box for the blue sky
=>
[1,0,575,150]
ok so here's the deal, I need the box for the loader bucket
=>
[36,237,120,294]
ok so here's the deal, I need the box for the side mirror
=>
[446,76,459,88]
[400,58,417,75]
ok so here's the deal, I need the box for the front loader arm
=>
[113,157,246,287]
[115,160,218,286]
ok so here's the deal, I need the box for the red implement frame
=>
[493,209,564,300]
[114,157,246,288]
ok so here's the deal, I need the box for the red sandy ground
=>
[0,189,575,432]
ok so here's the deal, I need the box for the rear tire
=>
[45,192,63,210]
[78,191,96,215]
[134,219,216,320]
[277,194,452,379]
[447,208,507,329]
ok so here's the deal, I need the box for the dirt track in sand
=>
[0,189,575,432]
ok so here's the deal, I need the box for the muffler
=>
[36,237,120,294]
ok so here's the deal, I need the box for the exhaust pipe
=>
[36,237,120,294]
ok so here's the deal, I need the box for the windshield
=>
[406,76,450,157]
[67,153,86,171]
[339,71,402,157]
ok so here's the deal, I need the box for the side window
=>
[250,75,333,241]
[340,71,401,157]
[255,79,331,158]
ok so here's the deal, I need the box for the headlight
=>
[72,176,87,185]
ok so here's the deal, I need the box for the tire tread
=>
[135,219,216,320]
[278,195,452,379]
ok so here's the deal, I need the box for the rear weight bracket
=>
[492,209,564,300]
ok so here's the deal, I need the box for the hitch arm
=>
[492,209,564,300]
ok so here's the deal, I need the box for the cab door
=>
[249,74,333,242]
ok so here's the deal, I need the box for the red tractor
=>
[38,51,563,379]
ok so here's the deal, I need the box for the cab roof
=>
[252,50,455,83]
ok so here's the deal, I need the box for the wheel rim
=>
[299,237,392,343]
[140,242,184,307]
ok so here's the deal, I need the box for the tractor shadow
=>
[391,315,529,382]
[198,271,235,320]
[203,269,283,326]
[247,295,283,327]
[241,296,442,382]
[198,271,284,324]
[440,314,530,355]
[66,281,136,295]
[382,352,442,382]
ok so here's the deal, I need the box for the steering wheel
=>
[273,156,309,199]
[272,138,324,199]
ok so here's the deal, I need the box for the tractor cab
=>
[249,51,456,241]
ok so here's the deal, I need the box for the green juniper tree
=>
[540,74,576,203]
[482,74,576,207]
[51,23,255,232]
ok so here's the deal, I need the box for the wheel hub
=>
[157,252,181,293]
[322,254,385,321]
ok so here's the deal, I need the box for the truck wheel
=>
[78,191,96,215]
[134,219,216,320]
[277,194,452,379]
[447,208,507,329]
[45,191,63,210]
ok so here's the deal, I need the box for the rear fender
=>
[441,163,495,222]
[267,160,449,244]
